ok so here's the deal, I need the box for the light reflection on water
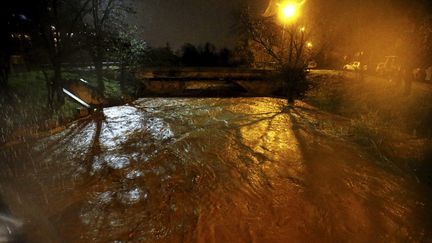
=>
[0,98,430,242]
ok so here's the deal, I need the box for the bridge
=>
[61,68,285,111]
[134,68,283,97]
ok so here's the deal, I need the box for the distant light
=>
[300,26,305,32]
[51,25,56,31]
[307,42,313,48]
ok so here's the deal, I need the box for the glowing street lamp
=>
[278,2,299,23]
[306,42,313,49]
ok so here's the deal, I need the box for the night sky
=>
[128,0,432,52]
[129,0,267,49]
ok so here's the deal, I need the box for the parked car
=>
[343,61,361,71]
[307,60,317,69]
[376,56,400,76]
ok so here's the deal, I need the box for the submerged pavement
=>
[0,98,431,242]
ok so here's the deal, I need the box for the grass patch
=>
[306,71,346,113]
[306,70,432,183]
[0,70,124,144]
[62,71,122,99]
[306,70,432,137]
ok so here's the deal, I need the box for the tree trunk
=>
[287,94,295,105]
[286,75,295,105]
[94,50,105,96]
[46,61,64,110]
[0,56,10,89]
[53,62,64,104]
[119,62,127,94]
[0,68,9,89]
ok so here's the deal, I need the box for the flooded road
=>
[0,98,431,242]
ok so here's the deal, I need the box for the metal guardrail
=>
[62,88,91,108]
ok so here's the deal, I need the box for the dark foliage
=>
[144,44,179,67]
[279,67,309,103]
[234,8,312,104]
[180,42,236,67]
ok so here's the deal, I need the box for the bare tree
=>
[235,7,311,103]
[110,27,148,94]
[83,0,132,95]
[31,0,91,109]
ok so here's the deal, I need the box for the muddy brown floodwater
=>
[0,98,431,242]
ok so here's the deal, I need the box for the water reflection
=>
[0,98,430,242]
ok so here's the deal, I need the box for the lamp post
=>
[278,1,300,67]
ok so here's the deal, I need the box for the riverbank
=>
[306,70,432,185]
[0,70,126,146]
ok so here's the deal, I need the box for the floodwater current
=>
[0,98,431,242]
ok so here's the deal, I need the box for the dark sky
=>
[127,0,432,52]
[129,0,267,49]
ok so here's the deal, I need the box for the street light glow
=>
[279,2,299,23]
[282,4,296,18]
[307,42,313,48]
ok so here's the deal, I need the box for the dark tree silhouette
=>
[0,8,12,89]
[0,43,11,89]
[145,43,178,67]
[179,43,234,67]
[24,0,92,109]
[180,43,200,66]
[83,0,132,95]
[111,28,148,94]
[235,7,312,103]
